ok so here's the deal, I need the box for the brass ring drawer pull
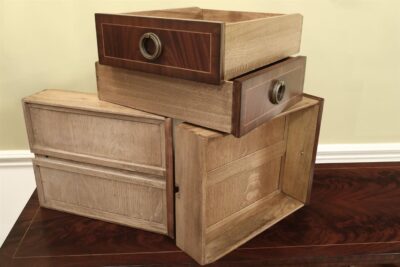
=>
[270,80,286,104]
[139,32,162,61]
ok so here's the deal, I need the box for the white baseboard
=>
[316,143,400,163]
[1,144,399,168]
[0,150,34,167]
[0,144,399,246]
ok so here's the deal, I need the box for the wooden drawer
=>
[174,95,323,265]
[97,56,306,137]
[33,156,173,236]
[95,7,303,84]
[23,90,173,177]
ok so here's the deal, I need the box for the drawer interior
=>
[205,102,321,262]
[128,7,281,23]
[175,95,323,264]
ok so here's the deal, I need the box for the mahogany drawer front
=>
[232,56,306,136]
[33,156,173,236]
[96,56,306,137]
[95,7,302,84]
[174,95,323,265]
[23,90,173,177]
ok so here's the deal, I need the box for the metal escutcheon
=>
[139,32,162,61]
[270,80,286,104]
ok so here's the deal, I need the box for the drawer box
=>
[97,56,306,137]
[23,89,174,237]
[33,156,171,235]
[95,7,303,84]
[174,95,323,264]
[23,89,173,177]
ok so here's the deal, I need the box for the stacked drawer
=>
[96,56,307,137]
[23,7,323,265]
[23,90,174,237]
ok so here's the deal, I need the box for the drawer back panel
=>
[34,157,168,234]
[39,166,166,224]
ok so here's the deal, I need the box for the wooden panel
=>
[128,7,204,19]
[96,63,233,133]
[201,9,279,22]
[204,192,303,262]
[130,8,278,22]
[206,141,285,186]
[174,95,323,265]
[281,99,324,203]
[206,157,282,227]
[34,157,168,235]
[232,57,306,136]
[23,90,170,176]
[29,107,164,169]
[95,13,223,84]
[224,14,303,80]
[23,89,165,120]
[175,123,207,262]
[164,118,175,238]
[206,116,286,171]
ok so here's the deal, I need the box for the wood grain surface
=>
[33,156,170,235]
[23,89,170,176]
[174,95,322,265]
[96,62,234,134]
[224,13,302,81]
[2,163,400,266]
[23,89,165,119]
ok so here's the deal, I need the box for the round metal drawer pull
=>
[270,80,286,104]
[139,32,162,61]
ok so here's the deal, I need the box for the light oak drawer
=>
[95,7,302,84]
[33,156,172,236]
[97,56,306,137]
[23,90,173,177]
[174,95,323,265]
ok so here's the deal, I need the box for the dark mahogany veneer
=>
[96,13,222,84]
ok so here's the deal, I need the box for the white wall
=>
[1,0,400,150]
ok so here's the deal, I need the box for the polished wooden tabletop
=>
[1,163,400,267]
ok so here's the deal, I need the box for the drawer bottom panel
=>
[33,157,168,235]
